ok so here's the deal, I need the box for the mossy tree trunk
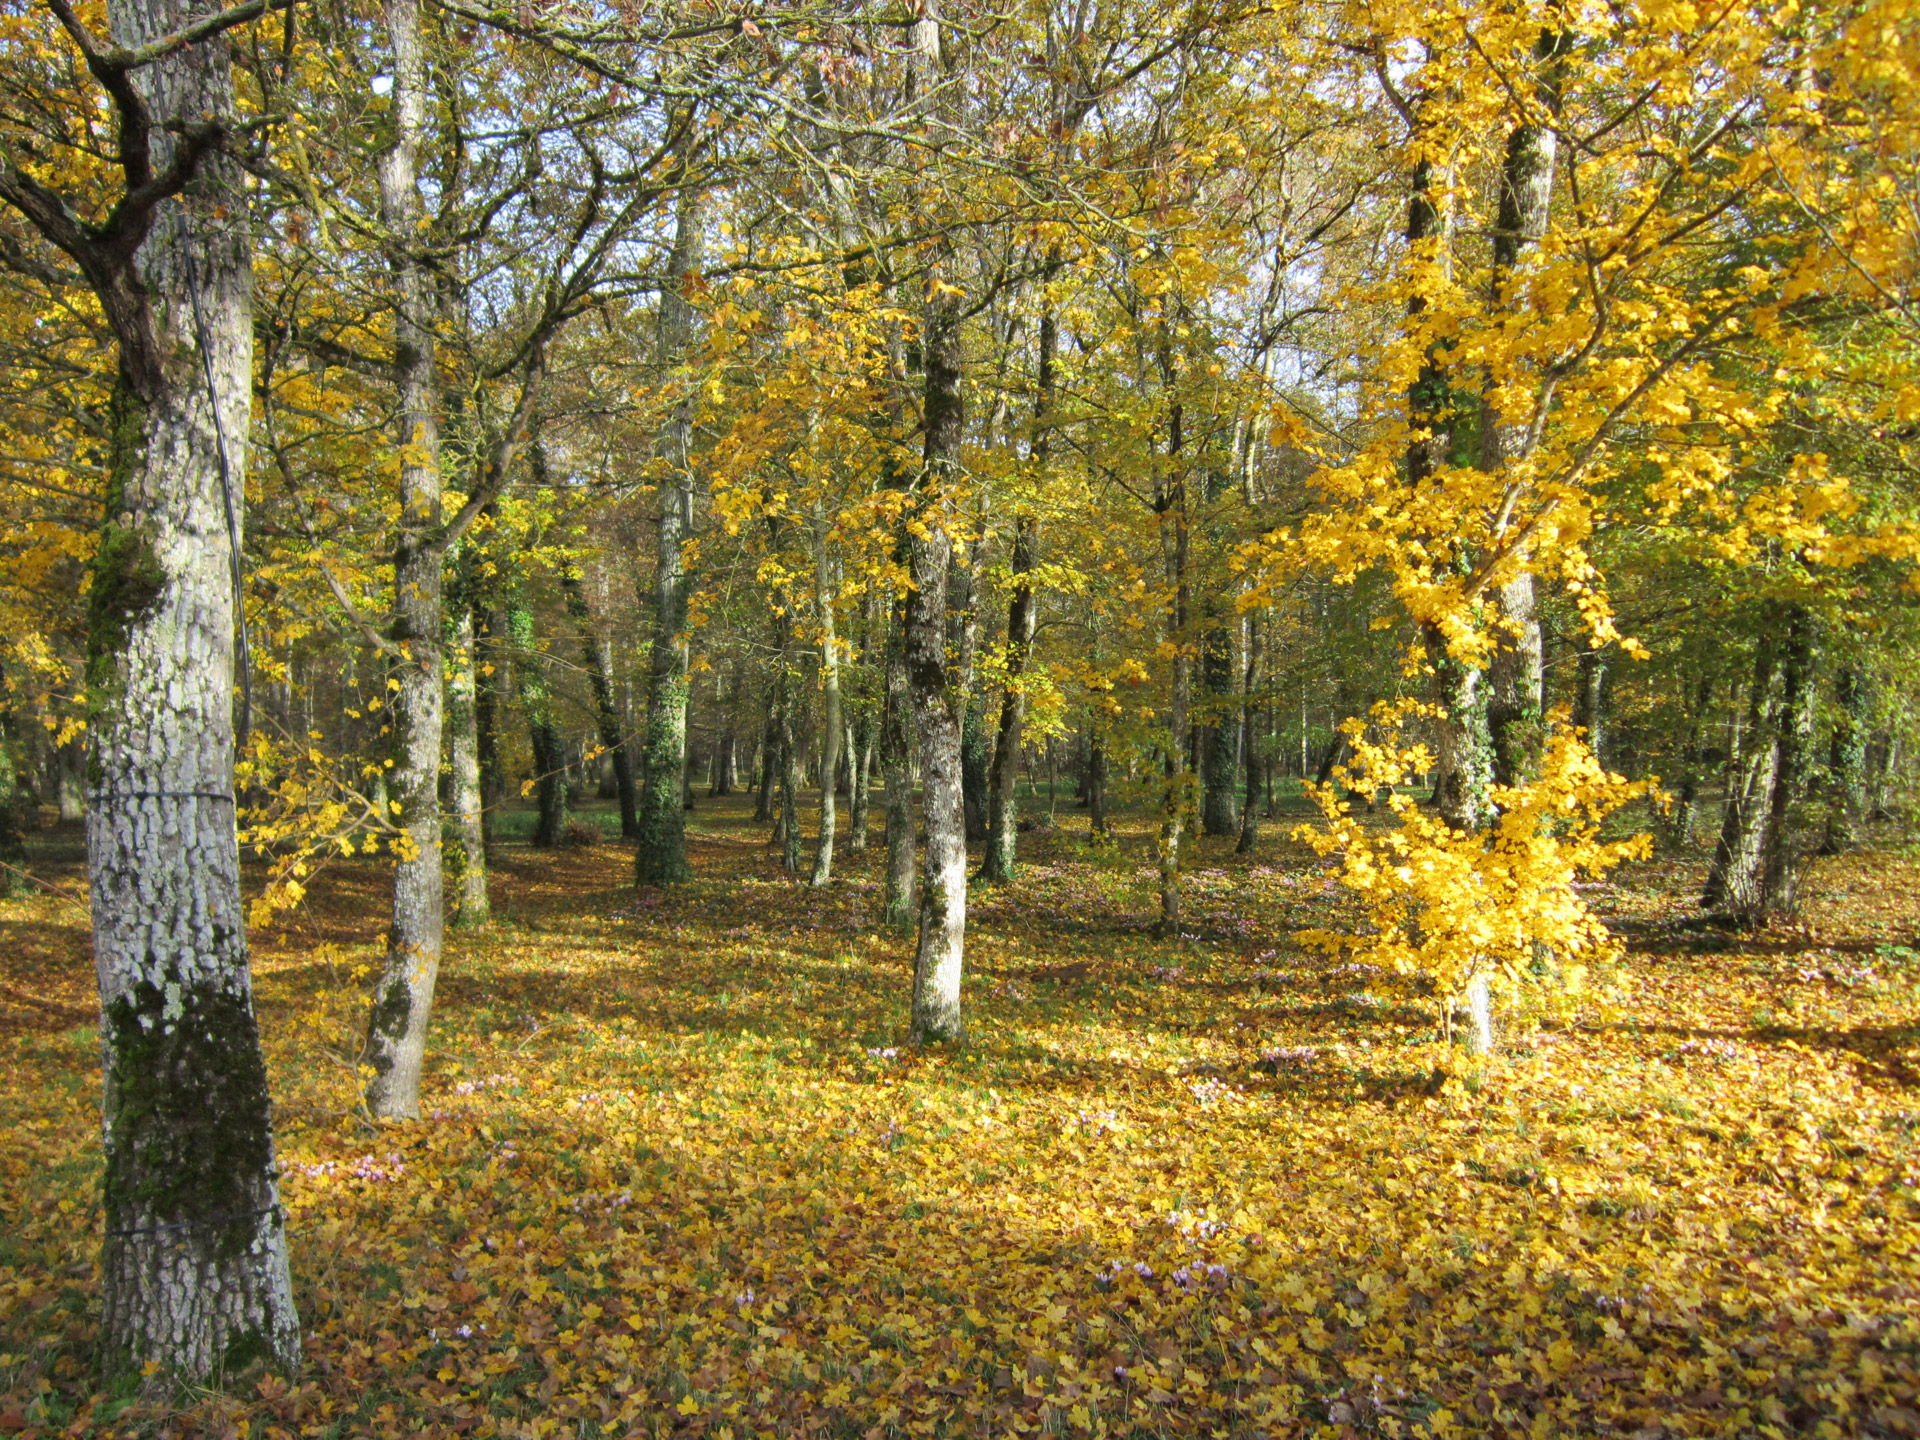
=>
[0,0,306,1375]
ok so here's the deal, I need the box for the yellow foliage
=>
[1294,701,1653,1023]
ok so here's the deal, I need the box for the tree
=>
[0,0,299,1383]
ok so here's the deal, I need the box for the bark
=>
[1197,600,1238,836]
[633,184,704,884]
[73,0,299,1377]
[475,601,506,847]
[1087,723,1109,836]
[1427,625,1494,831]
[564,566,638,838]
[363,0,445,1123]
[0,724,26,892]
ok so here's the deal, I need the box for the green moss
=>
[100,973,275,1261]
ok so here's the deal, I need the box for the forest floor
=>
[2,790,1918,1439]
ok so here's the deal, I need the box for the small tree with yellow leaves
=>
[1295,700,1652,1053]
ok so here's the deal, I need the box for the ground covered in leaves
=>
[2,793,1918,1439]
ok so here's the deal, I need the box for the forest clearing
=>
[3,796,1919,1439]
[2,0,1919,1431]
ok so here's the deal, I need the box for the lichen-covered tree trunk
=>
[1575,646,1608,767]
[907,294,968,1044]
[564,567,638,839]
[632,186,704,885]
[362,0,445,1123]
[73,0,299,1375]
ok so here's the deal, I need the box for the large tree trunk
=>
[565,566,638,838]
[363,0,447,1121]
[906,283,968,1043]
[633,185,704,884]
[69,0,301,1375]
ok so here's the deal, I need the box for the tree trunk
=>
[564,566,638,838]
[510,595,569,849]
[1757,609,1818,919]
[1823,667,1869,853]
[1668,674,1711,850]
[1704,628,1786,917]
[445,554,488,927]
[1427,625,1494,831]
[1198,595,1238,836]
[882,598,918,926]
[753,707,778,821]
[1575,645,1608,768]
[1235,609,1262,855]
[907,275,968,1044]
[363,0,446,1123]
[980,514,1037,881]
[73,0,300,1374]
[772,606,804,876]
[1155,383,1190,939]
[849,703,874,851]
[1479,79,1558,790]
[809,523,842,887]
[633,185,704,884]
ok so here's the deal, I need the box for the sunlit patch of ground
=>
[2,796,1916,1438]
